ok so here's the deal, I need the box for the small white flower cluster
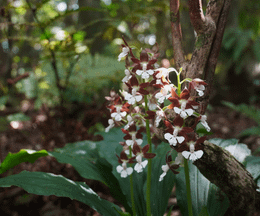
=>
[106,44,211,181]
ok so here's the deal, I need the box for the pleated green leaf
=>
[0,149,48,174]
[99,127,147,216]
[210,138,251,163]
[150,142,176,216]
[48,141,105,182]
[245,156,260,180]
[0,171,122,216]
[48,138,131,213]
[175,161,229,216]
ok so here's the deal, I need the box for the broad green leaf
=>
[245,156,260,180]
[209,138,251,163]
[48,141,105,182]
[224,144,251,163]
[0,171,121,216]
[175,138,251,216]
[175,161,229,216]
[112,166,147,216]
[208,138,238,148]
[113,142,176,216]
[206,184,229,216]
[98,128,147,215]
[49,136,131,213]
[97,127,125,167]
[0,149,48,174]
[150,142,176,216]
[199,206,209,216]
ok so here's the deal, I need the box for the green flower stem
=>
[184,158,193,216]
[129,147,136,216]
[177,72,181,95]
[144,94,152,216]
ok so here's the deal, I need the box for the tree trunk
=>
[169,0,260,214]
[194,141,260,215]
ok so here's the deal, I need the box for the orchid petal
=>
[142,72,149,79]
[136,70,143,76]
[185,109,194,116]
[136,139,143,145]
[174,107,181,114]
[194,150,203,160]
[180,111,188,118]
[182,151,191,159]
[189,154,197,162]
[176,136,185,143]
[121,170,128,178]
[141,160,148,168]
[159,172,166,182]
[147,69,154,75]
[121,111,127,117]
[135,95,142,102]
[126,167,133,175]
[134,163,143,173]
[126,140,134,147]
[164,133,173,141]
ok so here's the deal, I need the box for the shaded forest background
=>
[0,0,260,215]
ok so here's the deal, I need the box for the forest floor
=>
[0,101,259,216]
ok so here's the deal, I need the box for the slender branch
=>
[188,0,206,34]
[169,0,186,70]
[7,72,30,85]
[64,55,79,89]
[200,0,232,114]
[184,0,224,81]
[3,7,14,86]
[206,0,226,24]
[194,141,260,215]
[26,0,64,106]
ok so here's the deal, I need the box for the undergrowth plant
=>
[0,42,260,216]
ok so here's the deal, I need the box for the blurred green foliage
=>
[213,0,260,104]
[16,53,125,108]
[222,101,260,137]
[0,0,173,112]
[0,0,259,112]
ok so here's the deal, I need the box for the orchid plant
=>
[105,39,211,216]
[0,40,259,216]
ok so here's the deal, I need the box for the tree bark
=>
[170,0,186,70]
[194,141,260,215]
